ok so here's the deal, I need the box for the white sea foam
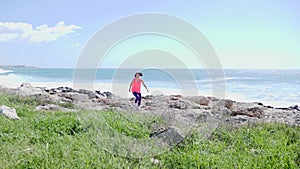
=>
[187,77,253,84]
[0,69,13,74]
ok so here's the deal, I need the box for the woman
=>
[128,72,149,106]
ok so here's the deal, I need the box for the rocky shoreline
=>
[1,83,299,146]
[0,83,299,126]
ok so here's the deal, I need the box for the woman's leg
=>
[133,92,138,103]
[137,93,142,106]
[132,92,142,106]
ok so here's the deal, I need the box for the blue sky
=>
[0,0,299,68]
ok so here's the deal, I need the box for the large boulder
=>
[150,127,184,146]
[231,106,264,118]
[0,105,20,120]
[17,83,43,96]
[211,100,233,117]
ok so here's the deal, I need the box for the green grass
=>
[58,102,76,109]
[102,110,162,139]
[0,93,299,168]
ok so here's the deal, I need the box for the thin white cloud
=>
[0,21,81,43]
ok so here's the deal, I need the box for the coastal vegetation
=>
[1,93,299,168]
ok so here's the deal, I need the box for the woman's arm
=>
[129,80,133,92]
[141,80,149,92]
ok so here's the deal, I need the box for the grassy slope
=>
[0,93,299,169]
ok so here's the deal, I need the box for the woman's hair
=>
[134,72,143,77]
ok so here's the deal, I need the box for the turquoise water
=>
[0,68,299,107]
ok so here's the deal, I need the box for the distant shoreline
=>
[0,65,38,69]
[1,65,300,70]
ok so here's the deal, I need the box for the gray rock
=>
[103,91,114,98]
[0,105,20,120]
[211,99,234,110]
[295,114,300,126]
[276,105,299,111]
[142,95,155,100]
[182,109,211,124]
[35,104,77,112]
[169,95,182,100]
[20,82,32,88]
[106,97,137,110]
[35,104,61,111]
[150,158,160,165]
[231,106,264,118]
[150,126,184,146]
[60,92,90,103]
[2,83,300,127]
[0,86,18,95]
[31,93,53,102]
[93,90,105,98]
[264,109,300,126]
[187,96,210,106]
[78,89,97,99]
[228,115,260,124]
[49,87,77,93]
[17,83,43,96]
[169,100,188,109]
[210,100,233,118]
[289,105,299,110]
[224,99,234,109]
[142,97,167,110]
[45,89,55,95]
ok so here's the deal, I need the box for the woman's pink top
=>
[132,79,142,93]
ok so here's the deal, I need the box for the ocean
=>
[0,68,299,107]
